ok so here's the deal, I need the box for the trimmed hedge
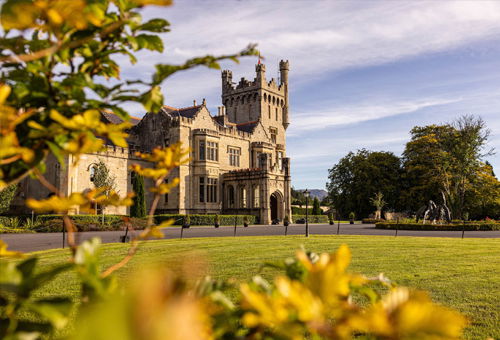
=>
[32,217,147,233]
[292,215,329,223]
[291,207,313,215]
[154,214,256,226]
[37,214,125,224]
[362,218,385,224]
[375,222,500,231]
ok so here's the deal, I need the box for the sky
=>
[120,0,500,190]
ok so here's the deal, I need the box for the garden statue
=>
[416,192,451,224]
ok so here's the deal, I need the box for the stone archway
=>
[270,191,283,222]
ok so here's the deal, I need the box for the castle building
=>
[14,61,292,224]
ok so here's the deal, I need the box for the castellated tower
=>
[221,60,290,130]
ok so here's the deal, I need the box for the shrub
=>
[154,214,256,226]
[292,214,329,223]
[291,206,313,215]
[375,222,500,231]
[362,218,385,224]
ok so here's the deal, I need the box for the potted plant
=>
[243,216,249,227]
[183,215,191,229]
[328,213,334,225]
[283,215,290,227]
[349,212,355,224]
[214,214,220,228]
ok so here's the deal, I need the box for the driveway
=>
[1,223,499,253]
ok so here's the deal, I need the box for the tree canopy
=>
[326,149,402,218]
[327,115,499,219]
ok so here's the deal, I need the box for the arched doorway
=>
[270,191,283,221]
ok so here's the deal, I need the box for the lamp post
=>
[304,189,310,237]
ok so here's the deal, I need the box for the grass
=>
[29,235,500,339]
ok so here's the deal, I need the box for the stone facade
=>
[13,61,292,224]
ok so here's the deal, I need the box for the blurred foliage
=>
[0,184,17,214]
[0,0,258,188]
[0,242,467,339]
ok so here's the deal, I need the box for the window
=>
[89,165,96,182]
[268,105,271,119]
[199,177,205,202]
[228,185,235,208]
[270,128,277,144]
[277,151,283,170]
[240,186,247,208]
[253,185,260,208]
[207,141,218,161]
[200,177,218,203]
[275,107,278,120]
[164,137,170,147]
[207,178,218,203]
[228,147,241,167]
[199,141,205,160]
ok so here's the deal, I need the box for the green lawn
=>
[31,235,499,339]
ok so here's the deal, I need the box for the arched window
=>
[241,96,244,104]
[228,185,235,208]
[275,107,278,120]
[240,186,247,208]
[89,165,96,182]
[268,105,271,119]
[272,96,276,105]
[253,185,260,208]
[263,93,267,102]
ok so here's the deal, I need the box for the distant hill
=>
[297,189,328,200]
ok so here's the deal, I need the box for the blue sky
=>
[120,0,500,189]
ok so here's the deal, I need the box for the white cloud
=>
[287,97,462,136]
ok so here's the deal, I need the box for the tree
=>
[0,184,17,214]
[369,192,386,219]
[326,149,402,218]
[92,160,116,214]
[130,173,146,218]
[402,115,494,219]
[312,197,322,215]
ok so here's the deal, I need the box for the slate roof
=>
[235,120,259,133]
[162,105,202,118]
[101,110,141,125]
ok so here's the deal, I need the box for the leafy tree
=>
[92,160,116,195]
[92,160,116,214]
[130,172,146,218]
[326,149,402,218]
[291,186,306,206]
[312,197,321,215]
[0,184,16,214]
[402,115,494,219]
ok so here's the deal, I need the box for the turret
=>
[222,70,232,88]
[256,63,266,82]
[280,60,290,129]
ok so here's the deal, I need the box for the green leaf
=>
[135,18,170,32]
[17,257,37,279]
[135,34,164,52]
[139,86,163,112]
[27,297,72,329]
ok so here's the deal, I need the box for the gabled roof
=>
[101,110,141,125]
[162,105,202,118]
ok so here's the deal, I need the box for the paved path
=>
[1,223,499,253]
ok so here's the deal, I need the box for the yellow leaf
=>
[0,84,11,104]
[0,240,25,258]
